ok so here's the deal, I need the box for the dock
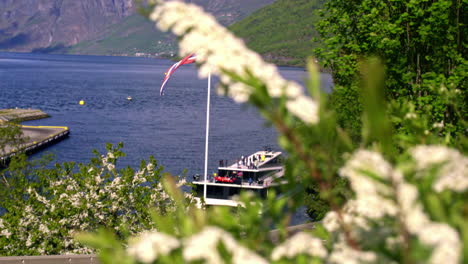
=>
[0,109,69,165]
[0,109,49,123]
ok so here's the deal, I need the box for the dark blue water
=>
[0,52,332,176]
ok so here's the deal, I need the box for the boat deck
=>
[219,164,283,172]
[193,180,268,189]
[193,149,284,207]
[219,150,282,171]
[193,169,284,189]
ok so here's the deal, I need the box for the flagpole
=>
[203,71,211,201]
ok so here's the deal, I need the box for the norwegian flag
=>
[159,53,197,96]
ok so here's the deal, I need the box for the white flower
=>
[146,163,154,171]
[418,223,460,264]
[110,192,118,200]
[323,211,340,232]
[395,182,461,264]
[176,177,187,188]
[328,239,377,264]
[404,112,417,119]
[410,145,468,192]
[1,228,12,238]
[71,197,81,208]
[286,95,319,124]
[127,231,180,263]
[271,232,327,260]
[39,224,49,234]
[432,121,444,128]
[183,226,268,264]
[226,82,251,103]
[95,175,103,184]
[338,148,462,264]
[339,150,398,220]
[107,163,115,171]
[26,235,34,247]
[395,182,427,232]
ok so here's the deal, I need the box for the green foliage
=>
[229,0,325,66]
[0,143,192,255]
[0,122,26,158]
[314,0,467,145]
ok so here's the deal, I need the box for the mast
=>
[203,72,211,200]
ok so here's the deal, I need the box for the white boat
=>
[192,149,284,207]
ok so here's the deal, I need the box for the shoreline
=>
[0,51,331,72]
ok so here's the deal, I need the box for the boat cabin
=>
[192,150,284,206]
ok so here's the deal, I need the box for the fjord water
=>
[0,52,332,176]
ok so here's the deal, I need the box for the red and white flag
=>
[160,53,196,96]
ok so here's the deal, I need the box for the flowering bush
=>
[78,2,467,264]
[0,143,193,255]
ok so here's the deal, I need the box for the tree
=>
[314,0,467,144]
[0,143,193,255]
[0,122,26,167]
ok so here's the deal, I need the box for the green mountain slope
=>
[69,0,276,57]
[69,14,175,57]
[229,0,324,66]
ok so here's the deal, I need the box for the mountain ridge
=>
[0,0,275,57]
[0,0,134,52]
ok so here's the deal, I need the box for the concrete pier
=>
[0,109,69,165]
[0,109,49,123]
[0,125,69,164]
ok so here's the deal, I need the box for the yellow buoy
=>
[79,100,85,105]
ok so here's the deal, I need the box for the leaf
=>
[76,229,135,264]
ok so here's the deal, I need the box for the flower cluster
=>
[150,1,318,124]
[327,239,377,264]
[0,147,193,255]
[410,145,468,192]
[128,231,180,263]
[128,226,330,263]
[322,147,464,264]
[271,232,327,260]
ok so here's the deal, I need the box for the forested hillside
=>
[229,0,325,66]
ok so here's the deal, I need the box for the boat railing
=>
[199,175,276,188]
[218,157,282,170]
